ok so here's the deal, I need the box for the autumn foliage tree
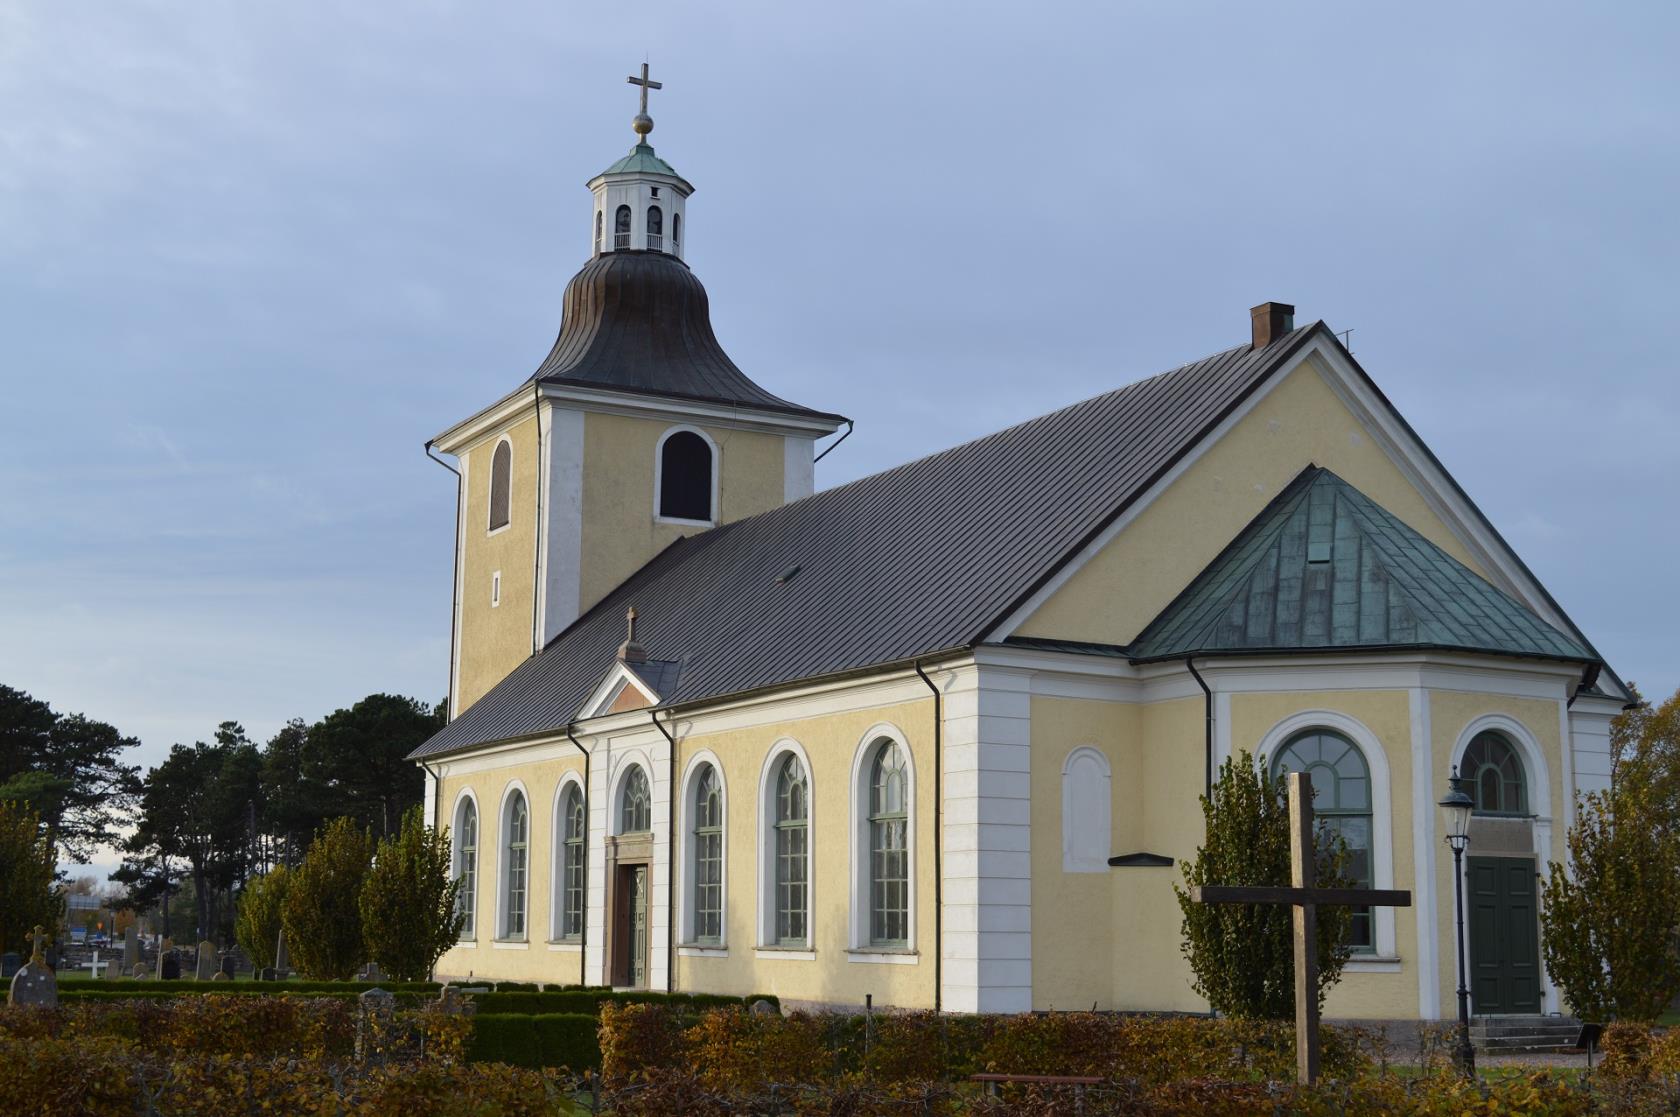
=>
[1175,752,1354,1019]
[234,864,291,971]
[282,817,373,980]
[359,807,461,981]
[1542,684,1680,1021]
[0,801,61,955]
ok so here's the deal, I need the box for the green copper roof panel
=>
[598,143,688,184]
[1129,467,1594,664]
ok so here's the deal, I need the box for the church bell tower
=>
[433,66,848,716]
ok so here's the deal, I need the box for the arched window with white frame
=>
[656,427,715,523]
[1271,729,1374,951]
[1062,747,1111,873]
[864,738,909,946]
[552,781,585,941]
[614,204,631,250]
[646,205,663,252]
[500,788,529,940]
[619,764,651,834]
[691,763,724,944]
[1463,730,1528,816]
[759,748,811,947]
[453,794,477,939]
[487,438,512,532]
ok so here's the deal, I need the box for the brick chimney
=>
[1250,302,1295,349]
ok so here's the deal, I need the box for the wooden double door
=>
[1467,856,1541,1015]
[611,862,650,989]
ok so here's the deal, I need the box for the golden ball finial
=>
[632,112,654,139]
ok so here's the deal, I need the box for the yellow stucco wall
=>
[457,414,540,712]
[1016,358,1492,646]
[433,750,588,985]
[672,698,938,1009]
[578,412,787,613]
[1427,691,1564,1017]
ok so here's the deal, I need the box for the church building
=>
[410,71,1629,1020]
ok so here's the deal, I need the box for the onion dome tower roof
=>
[528,250,845,423]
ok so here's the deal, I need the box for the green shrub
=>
[470,988,757,1015]
[283,816,374,980]
[234,865,290,971]
[361,807,462,982]
[467,1013,600,1070]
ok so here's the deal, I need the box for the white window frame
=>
[677,749,728,952]
[652,424,720,527]
[495,780,532,943]
[755,738,815,956]
[486,435,513,536]
[1061,746,1112,873]
[451,788,480,943]
[550,773,587,943]
[1255,710,1397,965]
[848,724,917,960]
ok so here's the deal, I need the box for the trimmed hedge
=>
[471,989,774,1016]
[60,978,442,995]
[467,1013,600,1071]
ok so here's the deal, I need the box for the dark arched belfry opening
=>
[659,430,713,520]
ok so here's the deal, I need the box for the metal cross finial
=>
[627,62,662,140]
[626,605,638,643]
[28,924,48,963]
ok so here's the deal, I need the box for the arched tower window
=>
[692,764,723,943]
[453,797,477,939]
[488,439,512,532]
[646,205,663,252]
[1272,730,1373,951]
[671,212,681,254]
[619,765,651,834]
[501,790,528,940]
[594,209,603,255]
[773,754,809,946]
[1463,731,1527,816]
[557,783,585,940]
[867,740,909,946]
[614,205,632,250]
[658,429,714,522]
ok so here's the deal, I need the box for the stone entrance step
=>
[1470,1016,1582,1054]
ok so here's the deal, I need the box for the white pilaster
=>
[941,665,1032,1013]
[1407,688,1441,1018]
[783,436,815,503]
[539,406,586,645]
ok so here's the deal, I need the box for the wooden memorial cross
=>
[28,925,49,964]
[1189,771,1411,1084]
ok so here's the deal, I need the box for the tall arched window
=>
[454,797,477,939]
[1062,747,1112,873]
[619,766,651,834]
[487,439,511,531]
[867,741,909,946]
[1272,730,1373,951]
[773,754,809,945]
[557,784,585,940]
[502,790,528,940]
[614,205,632,250]
[671,212,681,255]
[646,205,663,252]
[657,429,714,522]
[594,209,603,254]
[1463,731,1527,816]
[692,764,723,943]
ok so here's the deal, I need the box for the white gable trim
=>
[981,332,1618,698]
[580,663,662,719]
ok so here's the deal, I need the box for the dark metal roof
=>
[528,251,845,424]
[412,325,1320,759]
[1128,467,1597,666]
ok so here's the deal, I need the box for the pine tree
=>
[1174,751,1354,1019]
[360,807,462,981]
[282,817,373,980]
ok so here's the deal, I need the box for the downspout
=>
[650,709,678,994]
[1186,657,1213,797]
[565,723,591,989]
[813,418,855,464]
[419,760,442,831]
[913,660,943,1013]
[424,441,461,721]
[530,383,545,655]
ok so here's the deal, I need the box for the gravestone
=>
[155,938,172,980]
[194,941,215,981]
[219,954,236,979]
[355,987,397,1063]
[121,925,139,973]
[274,928,290,977]
[259,967,276,982]
[104,953,124,982]
[160,948,180,981]
[436,984,475,1018]
[0,954,20,980]
[130,963,149,978]
[7,926,58,1007]
[358,961,384,982]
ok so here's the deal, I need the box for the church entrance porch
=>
[1468,856,1541,1015]
[611,862,650,989]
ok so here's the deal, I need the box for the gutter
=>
[913,660,943,1014]
[1186,657,1213,798]
[564,723,591,988]
[650,708,678,994]
[424,441,462,721]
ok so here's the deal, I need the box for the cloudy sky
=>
[3,2,1676,810]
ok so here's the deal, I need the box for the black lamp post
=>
[1439,768,1477,1077]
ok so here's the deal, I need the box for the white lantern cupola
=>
[589,64,694,259]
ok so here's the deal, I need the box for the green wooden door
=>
[629,866,648,989]
[1468,856,1541,1014]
